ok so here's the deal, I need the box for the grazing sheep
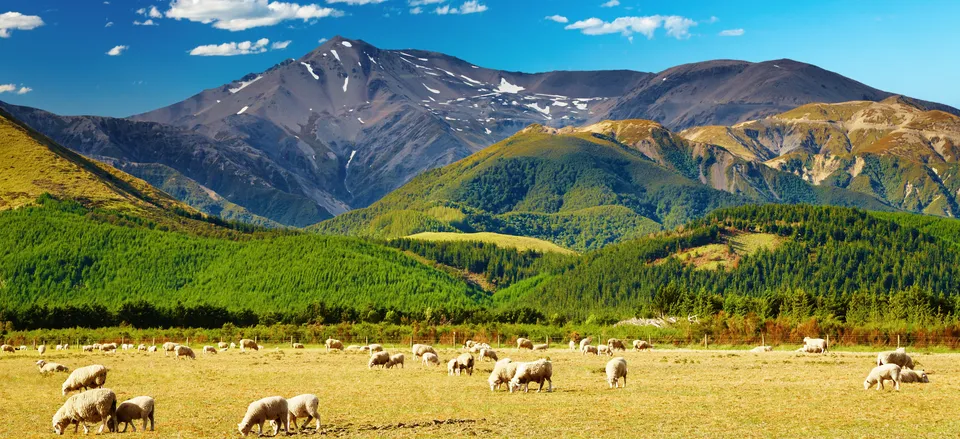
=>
[18,345,28,351]
[479,348,498,362]
[899,369,929,384]
[569,340,577,350]
[532,343,549,351]
[488,359,518,391]
[368,351,391,369]
[175,345,196,360]
[281,394,321,433]
[62,365,108,395]
[239,339,258,352]
[413,344,437,359]
[325,338,343,352]
[750,346,772,353]
[0,344,13,353]
[508,359,553,393]
[796,344,823,354]
[607,339,626,351]
[162,342,177,356]
[802,337,828,353]
[345,345,364,352]
[579,337,593,351]
[597,345,613,356]
[56,344,64,351]
[386,353,405,369]
[137,344,146,352]
[147,346,157,353]
[516,338,534,350]
[864,364,901,391]
[367,343,383,353]
[237,396,289,437]
[257,344,265,350]
[202,346,217,355]
[877,350,915,369]
[292,343,305,349]
[469,343,491,354]
[606,357,628,389]
[581,345,599,355]
[464,340,476,349]
[38,345,46,355]
[63,343,69,350]
[92,344,102,351]
[453,353,475,376]
[81,345,94,353]
[218,342,228,349]
[447,358,458,376]
[37,360,69,374]
[114,396,155,432]
[632,340,653,351]
[230,342,237,349]
[422,352,440,366]
[101,343,118,352]
[52,388,117,435]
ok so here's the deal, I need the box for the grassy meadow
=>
[2,344,958,438]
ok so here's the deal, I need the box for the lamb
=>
[82,345,94,352]
[422,352,440,366]
[453,353,475,376]
[877,350,915,369]
[0,344,13,353]
[368,351,391,369]
[569,340,576,350]
[218,342,228,349]
[464,340,476,349]
[864,364,901,391]
[147,346,157,353]
[633,340,653,351]
[37,360,69,374]
[114,396,155,432]
[162,342,177,356]
[62,343,69,350]
[532,343,549,351]
[62,365,108,395]
[412,344,437,359]
[137,344,147,351]
[279,394,321,433]
[38,344,46,355]
[607,338,626,351]
[447,358,458,376]
[516,338,534,350]
[605,357,628,389]
[239,339,258,352]
[237,396,289,437]
[802,337,828,353]
[899,369,929,383]
[230,342,237,349]
[18,345,28,351]
[52,388,117,435]
[581,345,599,355]
[292,343,305,349]
[345,345,364,352]
[175,345,196,360]
[750,346,772,353]
[325,338,343,351]
[508,359,553,393]
[488,359,518,391]
[597,345,613,356]
[386,353,405,369]
[479,348,498,362]
[56,344,64,351]
[100,343,118,352]
[202,346,217,355]
[579,337,593,350]
[367,343,383,353]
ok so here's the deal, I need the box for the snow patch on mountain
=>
[237,106,249,115]
[301,62,319,80]
[229,76,261,94]
[331,49,341,63]
[423,84,440,94]
[341,41,353,48]
[496,78,524,94]
[343,77,349,92]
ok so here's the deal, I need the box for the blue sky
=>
[1,0,958,117]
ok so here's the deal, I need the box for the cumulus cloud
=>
[165,0,344,31]
[317,37,328,43]
[719,28,744,36]
[545,15,568,23]
[0,11,44,38]
[189,38,272,56]
[326,0,386,4]
[106,45,128,56]
[408,0,444,5]
[0,84,31,94]
[601,0,619,7]
[565,15,698,40]
[409,6,422,14]
[133,19,158,26]
[16,86,31,94]
[271,39,291,49]
[435,0,486,14]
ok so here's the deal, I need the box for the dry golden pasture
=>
[2,345,958,438]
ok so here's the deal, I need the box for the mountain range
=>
[5,35,957,228]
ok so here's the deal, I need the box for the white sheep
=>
[877,349,914,369]
[453,353,475,376]
[175,345,196,360]
[464,340,476,349]
[479,348,498,362]
[325,338,343,351]
[38,344,46,355]
[218,342,228,349]
[633,340,653,351]
[516,338,534,350]
[56,344,64,351]
[63,343,69,350]
[82,345,95,353]
[137,344,147,352]
[202,346,217,355]
[796,344,823,354]
[864,364,901,391]
[147,346,157,353]
[239,339,258,352]
[581,345,599,355]
[279,394,321,433]
[469,343,491,354]
[114,396,155,432]
[508,359,553,393]
[230,342,237,349]
[605,357,628,389]
[100,343,117,352]
[413,344,437,359]
[488,359,518,391]
[345,345,364,352]
[17,345,28,351]
[802,337,828,353]
[899,369,929,383]
[607,339,626,351]
[597,345,613,356]
[368,351,391,369]
[0,344,13,353]
[52,388,117,435]
[37,360,69,374]
[532,343,549,351]
[162,342,177,356]
[386,353,405,369]
[750,346,772,353]
[447,358,458,376]
[422,352,440,366]
[569,340,576,350]
[62,365,108,395]
[238,396,289,437]
[367,343,383,353]
[292,343,305,349]
[579,337,593,351]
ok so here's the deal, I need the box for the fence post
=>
[704,334,708,349]
[897,334,900,349]
[453,332,457,348]
[497,333,500,349]
[826,334,829,351]
[761,333,765,347]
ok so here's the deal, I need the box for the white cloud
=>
[105,21,114,27]
[409,6,422,14]
[601,0,619,7]
[545,15,568,23]
[106,45,128,56]
[435,0,485,14]
[165,0,344,31]
[189,38,271,56]
[133,19,158,26]
[326,0,386,4]
[409,0,444,5]
[718,28,744,37]
[148,6,163,18]
[0,84,17,93]
[271,39,291,49]
[707,16,719,23]
[0,12,45,38]
[16,86,31,94]
[565,15,698,40]
[318,37,328,43]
